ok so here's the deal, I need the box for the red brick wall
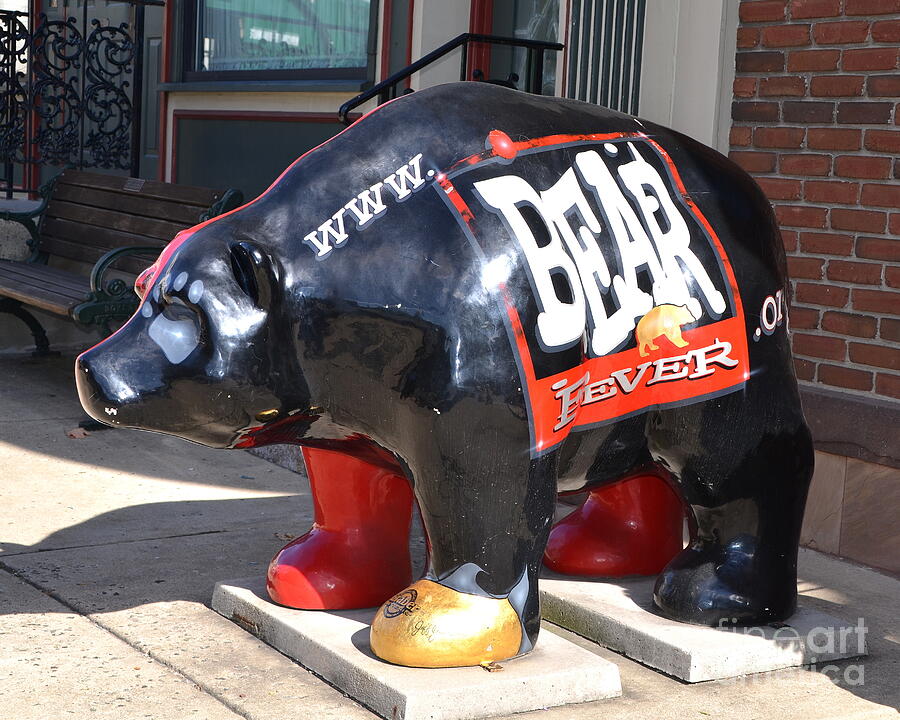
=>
[730,0,899,401]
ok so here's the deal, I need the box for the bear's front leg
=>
[668,329,689,349]
[370,440,556,667]
[267,447,414,610]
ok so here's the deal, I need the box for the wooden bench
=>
[0,170,242,354]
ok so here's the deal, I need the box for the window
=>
[184,0,377,82]
[491,0,560,96]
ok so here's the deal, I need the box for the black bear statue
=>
[76,82,814,669]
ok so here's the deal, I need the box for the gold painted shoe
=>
[369,579,523,668]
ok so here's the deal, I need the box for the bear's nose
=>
[75,352,114,426]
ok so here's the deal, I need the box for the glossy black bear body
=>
[76,83,813,660]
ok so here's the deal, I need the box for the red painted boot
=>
[544,471,684,577]
[267,447,414,609]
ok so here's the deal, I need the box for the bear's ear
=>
[229,241,280,310]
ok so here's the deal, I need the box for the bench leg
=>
[0,298,59,357]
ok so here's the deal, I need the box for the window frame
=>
[180,0,380,83]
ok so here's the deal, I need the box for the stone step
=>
[540,573,868,683]
[212,577,622,720]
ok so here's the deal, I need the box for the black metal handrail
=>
[338,33,564,125]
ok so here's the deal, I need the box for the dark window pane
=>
[491,0,560,94]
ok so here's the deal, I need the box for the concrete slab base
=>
[540,574,868,683]
[212,577,622,720]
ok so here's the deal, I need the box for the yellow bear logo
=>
[635,304,696,357]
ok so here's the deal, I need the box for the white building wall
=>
[639,0,738,152]
[0,0,28,12]
[410,0,472,89]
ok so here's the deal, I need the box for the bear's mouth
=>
[255,408,281,422]
[254,405,324,424]
[232,406,324,448]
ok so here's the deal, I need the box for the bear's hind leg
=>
[649,398,814,627]
[544,469,685,577]
[267,447,414,610]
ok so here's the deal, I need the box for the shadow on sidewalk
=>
[0,497,312,612]
[0,352,306,494]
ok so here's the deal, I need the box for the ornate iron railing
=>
[0,10,30,177]
[0,3,158,197]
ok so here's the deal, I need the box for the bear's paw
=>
[369,579,522,668]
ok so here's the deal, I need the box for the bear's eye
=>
[229,243,260,305]
[134,267,155,300]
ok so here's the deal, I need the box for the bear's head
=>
[75,223,311,449]
[674,304,696,325]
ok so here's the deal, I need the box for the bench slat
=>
[46,200,187,243]
[0,285,71,315]
[58,169,225,207]
[41,224,161,274]
[51,184,211,227]
[0,264,86,315]
[42,216,165,252]
[0,170,236,337]
[39,243,155,278]
[0,262,93,295]
[0,264,89,299]
[0,260,91,283]
[39,244,155,277]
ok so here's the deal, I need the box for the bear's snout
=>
[75,337,164,429]
[75,351,123,428]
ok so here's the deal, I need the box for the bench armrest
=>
[89,245,161,294]
[72,245,161,328]
[0,175,56,221]
[200,188,243,222]
[0,173,63,259]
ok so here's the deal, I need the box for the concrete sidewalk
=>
[0,353,897,720]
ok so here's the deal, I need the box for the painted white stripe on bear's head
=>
[188,280,204,304]
[148,315,199,364]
